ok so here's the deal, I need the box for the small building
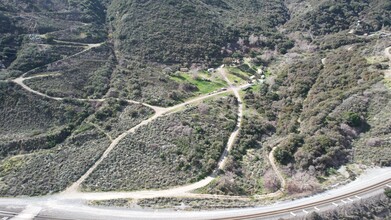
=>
[233,59,241,64]
[207,68,215,73]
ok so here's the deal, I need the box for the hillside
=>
[0,0,390,217]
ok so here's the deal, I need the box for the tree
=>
[306,212,323,220]
[385,188,391,199]
[263,169,281,192]
[237,37,245,47]
[344,112,362,127]
[249,34,259,45]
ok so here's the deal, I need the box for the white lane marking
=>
[348,198,354,202]
[314,207,320,211]
[290,212,297,217]
[355,195,361,199]
[332,202,339,207]
[341,199,348,204]
[10,206,41,220]
[386,184,391,188]
[303,209,309,214]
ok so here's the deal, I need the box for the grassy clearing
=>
[226,67,251,85]
[170,71,227,94]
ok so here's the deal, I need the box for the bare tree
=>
[198,103,209,115]
[249,34,259,45]
[263,169,281,192]
[286,171,320,194]
[237,37,245,47]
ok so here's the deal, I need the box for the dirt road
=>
[385,47,391,80]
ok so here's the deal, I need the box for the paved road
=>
[0,167,389,220]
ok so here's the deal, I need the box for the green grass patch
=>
[171,72,227,94]
[74,123,94,135]
[227,67,251,85]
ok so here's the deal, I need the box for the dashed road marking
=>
[341,199,347,204]
[348,198,354,202]
[355,195,361,199]
[10,206,41,220]
[332,202,339,207]
[386,184,391,188]
[314,207,320,211]
[290,212,297,217]
[303,209,309,214]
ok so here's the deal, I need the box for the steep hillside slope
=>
[108,0,289,66]
[285,0,391,35]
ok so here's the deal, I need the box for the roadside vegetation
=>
[137,197,256,210]
[301,193,391,220]
[88,197,264,210]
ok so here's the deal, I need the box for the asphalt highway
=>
[1,167,390,220]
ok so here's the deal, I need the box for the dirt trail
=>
[13,76,64,101]
[268,147,286,191]
[216,67,243,170]
[11,42,284,201]
[385,47,391,80]
[21,42,104,78]
[87,122,113,142]
[10,36,251,201]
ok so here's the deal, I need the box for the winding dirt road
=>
[216,67,243,170]
[4,29,390,219]
[9,54,284,203]
[10,48,247,198]
[385,46,391,80]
